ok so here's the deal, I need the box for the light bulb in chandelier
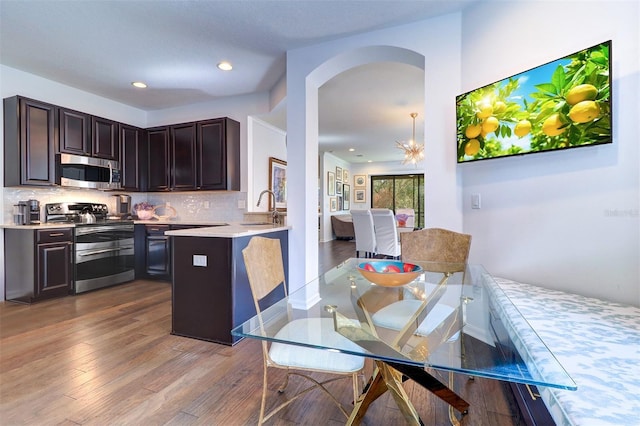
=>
[395,112,424,165]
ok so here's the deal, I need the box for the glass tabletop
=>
[232,258,576,391]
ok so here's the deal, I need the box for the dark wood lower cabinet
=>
[4,228,73,303]
[170,230,289,345]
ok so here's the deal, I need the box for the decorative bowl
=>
[356,260,422,287]
[135,209,155,220]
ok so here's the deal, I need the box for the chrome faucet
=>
[257,189,280,225]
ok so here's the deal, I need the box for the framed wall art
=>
[337,196,343,211]
[268,157,287,211]
[342,184,350,210]
[336,166,342,182]
[330,197,337,212]
[336,181,342,195]
[343,169,349,183]
[354,189,366,203]
[327,171,335,195]
[354,174,366,187]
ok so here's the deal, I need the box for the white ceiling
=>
[0,0,477,163]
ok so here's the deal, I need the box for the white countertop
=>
[2,220,290,238]
[165,222,290,238]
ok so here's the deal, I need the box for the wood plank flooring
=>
[0,240,524,425]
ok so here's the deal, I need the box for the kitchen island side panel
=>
[171,230,288,345]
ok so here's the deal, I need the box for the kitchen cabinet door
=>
[147,127,170,191]
[3,96,57,187]
[92,116,119,160]
[145,225,171,280]
[197,118,240,190]
[37,241,73,299]
[120,124,146,191]
[171,122,197,190]
[59,107,91,155]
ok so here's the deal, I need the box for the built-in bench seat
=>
[486,276,640,426]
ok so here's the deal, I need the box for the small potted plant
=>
[134,202,155,220]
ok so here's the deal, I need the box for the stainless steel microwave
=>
[56,153,121,190]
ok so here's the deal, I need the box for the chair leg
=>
[259,365,268,425]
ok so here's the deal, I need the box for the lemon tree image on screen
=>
[457,41,611,163]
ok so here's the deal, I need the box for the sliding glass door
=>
[371,174,424,228]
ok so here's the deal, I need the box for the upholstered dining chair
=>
[372,228,472,338]
[370,208,401,259]
[242,236,365,424]
[350,209,377,258]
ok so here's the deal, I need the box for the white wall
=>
[287,14,463,289]
[248,117,287,211]
[460,1,640,305]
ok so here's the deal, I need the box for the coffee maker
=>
[13,199,40,225]
[112,194,132,218]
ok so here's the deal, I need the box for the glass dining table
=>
[232,258,576,425]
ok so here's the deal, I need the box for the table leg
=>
[348,361,468,425]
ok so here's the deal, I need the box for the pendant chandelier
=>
[396,112,424,165]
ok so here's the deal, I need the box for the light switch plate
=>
[193,254,207,267]
[471,194,481,209]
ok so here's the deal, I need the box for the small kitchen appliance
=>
[112,194,132,218]
[13,199,40,225]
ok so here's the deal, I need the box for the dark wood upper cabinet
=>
[3,96,57,187]
[120,124,146,191]
[171,122,197,190]
[58,107,91,155]
[197,118,240,190]
[92,116,119,160]
[147,127,170,191]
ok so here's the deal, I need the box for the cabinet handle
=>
[525,384,540,401]
[49,232,65,237]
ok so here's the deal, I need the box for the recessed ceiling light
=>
[217,61,233,71]
[348,148,355,152]
[131,81,147,88]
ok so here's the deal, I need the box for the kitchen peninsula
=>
[165,222,290,345]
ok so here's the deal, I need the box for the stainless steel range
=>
[45,202,135,294]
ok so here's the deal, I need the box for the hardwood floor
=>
[0,240,524,425]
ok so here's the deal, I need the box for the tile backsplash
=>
[2,187,247,223]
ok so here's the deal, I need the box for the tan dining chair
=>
[242,236,365,424]
[400,227,472,265]
[372,228,472,339]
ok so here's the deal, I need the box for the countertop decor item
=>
[356,260,422,287]
[134,202,155,220]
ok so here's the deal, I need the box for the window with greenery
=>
[371,174,424,228]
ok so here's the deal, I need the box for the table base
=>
[347,360,469,425]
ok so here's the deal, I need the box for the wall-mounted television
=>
[457,40,611,163]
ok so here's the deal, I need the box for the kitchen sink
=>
[239,222,274,226]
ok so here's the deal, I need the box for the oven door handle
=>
[78,247,128,257]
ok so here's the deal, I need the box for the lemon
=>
[465,124,482,139]
[514,120,532,137]
[482,116,499,134]
[464,139,480,156]
[476,103,493,119]
[565,84,598,106]
[493,101,507,114]
[568,100,600,123]
[542,113,567,136]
